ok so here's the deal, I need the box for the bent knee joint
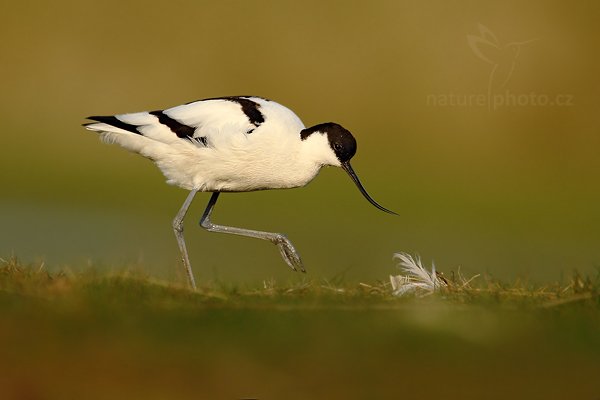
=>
[272,233,288,244]
[172,219,184,232]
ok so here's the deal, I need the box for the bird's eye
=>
[334,143,342,150]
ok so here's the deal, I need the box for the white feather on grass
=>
[390,252,445,296]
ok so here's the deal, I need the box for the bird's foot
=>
[273,235,305,273]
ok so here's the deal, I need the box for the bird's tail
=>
[83,113,206,189]
[84,114,170,160]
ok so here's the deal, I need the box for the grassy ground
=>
[1,257,599,400]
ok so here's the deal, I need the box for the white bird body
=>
[85,96,394,289]
[86,97,338,192]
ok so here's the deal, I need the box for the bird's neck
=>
[299,132,340,168]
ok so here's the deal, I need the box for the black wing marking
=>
[86,115,141,135]
[194,136,208,146]
[185,96,266,129]
[150,110,196,139]
[222,97,265,127]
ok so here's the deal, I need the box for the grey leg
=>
[173,189,198,290]
[199,192,305,272]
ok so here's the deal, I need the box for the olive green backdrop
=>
[1,0,599,284]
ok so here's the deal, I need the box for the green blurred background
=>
[1,0,599,285]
